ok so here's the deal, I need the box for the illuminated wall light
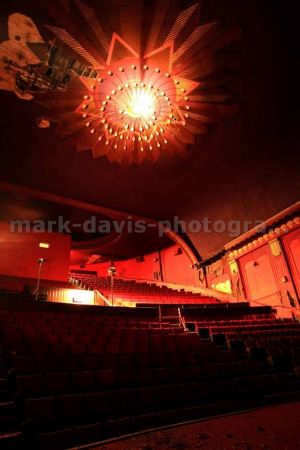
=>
[131,64,136,69]
[98,135,103,141]
[111,90,116,94]
[118,67,124,72]
[106,95,111,100]
[82,113,87,118]
[82,104,88,109]
[83,95,89,99]
[118,86,122,90]
[155,68,160,72]
[165,73,170,77]
[85,122,91,127]
[143,65,148,70]
[97,77,102,82]
[185,105,190,110]
[39,242,50,248]
[107,71,113,76]
[90,128,95,133]
[105,140,109,145]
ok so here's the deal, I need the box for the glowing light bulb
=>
[126,89,155,119]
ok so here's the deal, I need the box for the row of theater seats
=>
[180,309,300,373]
[69,271,217,304]
[1,299,300,449]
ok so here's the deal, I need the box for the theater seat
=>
[16,373,45,396]
[71,371,95,391]
[57,393,84,421]
[46,372,70,393]
[36,428,74,450]
[24,396,56,425]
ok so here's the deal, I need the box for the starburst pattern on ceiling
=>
[3,0,240,164]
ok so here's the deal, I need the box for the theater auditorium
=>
[0,1,300,449]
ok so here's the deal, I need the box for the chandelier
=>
[1,1,240,164]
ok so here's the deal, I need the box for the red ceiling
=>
[0,0,299,260]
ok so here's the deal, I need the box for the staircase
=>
[0,349,22,449]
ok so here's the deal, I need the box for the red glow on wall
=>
[70,245,196,286]
[0,222,71,281]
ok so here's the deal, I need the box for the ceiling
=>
[0,0,299,261]
[0,186,172,263]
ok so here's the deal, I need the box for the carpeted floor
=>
[87,402,300,450]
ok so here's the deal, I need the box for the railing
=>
[94,290,112,307]
[178,307,188,331]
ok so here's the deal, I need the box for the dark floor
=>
[86,402,300,450]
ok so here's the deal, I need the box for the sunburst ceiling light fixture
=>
[0,1,240,164]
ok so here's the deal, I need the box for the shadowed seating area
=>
[1,295,300,449]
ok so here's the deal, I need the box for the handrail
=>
[95,290,112,307]
[178,307,187,331]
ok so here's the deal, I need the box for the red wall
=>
[0,222,71,281]
[238,238,298,310]
[160,246,196,285]
[281,228,300,298]
[70,245,197,286]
